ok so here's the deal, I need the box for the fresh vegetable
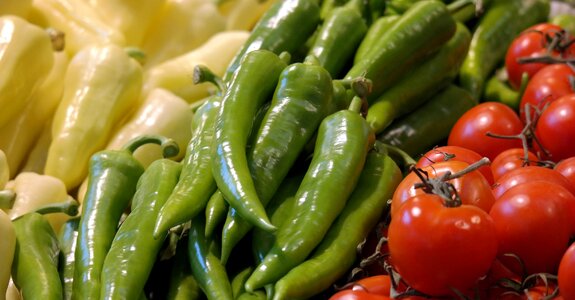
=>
[558,242,575,300]
[534,93,575,161]
[0,210,15,299]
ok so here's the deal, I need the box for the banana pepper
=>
[19,117,52,175]
[217,0,278,31]
[45,43,143,190]
[143,30,249,103]
[28,0,126,57]
[0,0,31,18]
[0,150,8,190]
[0,210,15,300]
[140,0,226,68]
[0,52,69,177]
[0,15,54,130]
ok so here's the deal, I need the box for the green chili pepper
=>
[484,72,521,111]
[377,84,477,157]
[244,96,372,292]
[204,190,228,238]
[188,214,234,300]
[354,15,400,64]
[320,0,348,20]
[366,22,471,134]
[551,13,575,36]
[237,291,267,300]
[223,0,321,81]
[272,149,402,300]
[220,56,334,264]
[458,0,549,100]
[212,50,287,233]
[166,237,202,300]
[308,0,368,78]
[100,158,182,299]
[58,217,80,300]
[12,213,62,300]
[345,0,456,100]
[231,266,254,299]
[449,0,492,23]
[73,135,179,300]
[153,96,220,238]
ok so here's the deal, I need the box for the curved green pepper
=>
[204,190,228,238]
[58,217,80,300]
[166,238,201,300]
[220,56,334,264]
[366,22,471,134]
[100,159,182,299]
[272,150,402,300]
[12,213,62,300]
[73,135,179,300]
[244,97,372,292]
[353,15,400,64]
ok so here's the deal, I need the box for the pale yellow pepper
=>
[217,0,277,31]
[0,15,54,129]
[6,172,73,234]
[0,150,8,189]
[0,52,69,177]
[4,279,20,300]
[0,210,15,300]
[140,0,226,68]
[143,30,249,103]
[0,0,32,18]
[28,0,126,57]
[19,118,52,175]
[45,43,143,190]
[86,0,166,47]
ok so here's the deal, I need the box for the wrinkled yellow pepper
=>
[6,172,73,233]
[29,0,126,57]
[0,52,68,177]
[45,43,143,190]
[217,0,277,31]
[0,0,32,18]
[0,210,15,300]
[106,88,194,166]
[0,15,54,129]
[143,30,249,103]
[86,0,166,47]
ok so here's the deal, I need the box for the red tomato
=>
[520,64,575,122]
[391,160,496,217]
[388,194,498,297]
[492,165,575,199]
[489,181,572,275]
[535,94,575,162]
[416,145,495,185]
[351,275,391,297]
[558,243,575,300]
[505,23,574,90]
[447,102,524,161]
[329,290,390,300]
[491,148,538,181]
[554,156,575,188]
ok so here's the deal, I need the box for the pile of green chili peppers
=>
[4,0,553,299]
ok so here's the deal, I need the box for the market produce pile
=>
[1,0,575,299]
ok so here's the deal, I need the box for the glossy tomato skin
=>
[447,102,524,161]
[416,145,494,185]
[388,194,498,297]
[491,148,538,181]
[558,243,575,300]
[520,64,575,122]
[554,156,575,188]
[329,290,391,300]
[535,94,575,162]
[505,23,571,90]
[489,181,572,275]
[351,275,391,297]
[391,160,496,217]
[492,165,575,199]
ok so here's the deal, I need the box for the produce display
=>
[1,0,575,299]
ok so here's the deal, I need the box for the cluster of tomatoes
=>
[330,23,575,300]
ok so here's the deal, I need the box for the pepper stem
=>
[121,135,180,158]
[0,190,15,210]
[303,55,320,66]
[378,142,417,167]
[34,196,80,217]
[447,0,481,16]
[193,65,227,94]
[279,51,292,65]
[124,47,147,66]
[46,28,65,52]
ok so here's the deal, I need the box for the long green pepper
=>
[12,213,62,300]
[220,56,334,264]
[58,217,80,300]
[100,159,182,299]
[353,15,400,64]
[244,97,372,292]
[272,150,403,300]
[72,135,179,300]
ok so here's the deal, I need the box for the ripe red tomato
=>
[351,275,391,297]
[519,64,575,122]
[391,160,496,217]
[492,165,575,199]
[489,181,572,275]
[554,156,575,188]
[505,23,574,90]
[558,243,575,300]
[329,290,390,300]
[491,148,538,181]
[447,102,524,161]
[534,94,575,162]
[388,194,498,297]
[416,145,494,185]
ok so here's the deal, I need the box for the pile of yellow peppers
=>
[0,0,276,299]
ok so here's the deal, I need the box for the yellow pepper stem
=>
[0,190,15,210]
